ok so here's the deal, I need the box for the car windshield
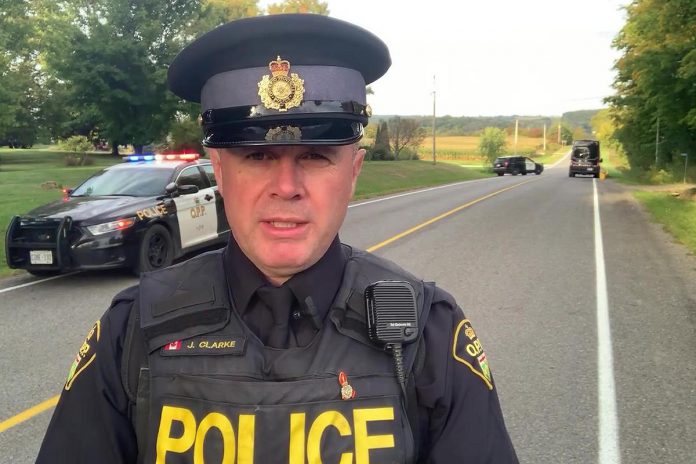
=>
[71,166,174,197]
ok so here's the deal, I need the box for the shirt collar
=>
[223,236,347,326]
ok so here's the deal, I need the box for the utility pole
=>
[655,116,660,167]
[514,119,519,154]
[432,75,436,165]
[543,124,547,153]
[558,122,561,145]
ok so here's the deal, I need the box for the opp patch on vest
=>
[160,335,246,356]
[452,319,494,390]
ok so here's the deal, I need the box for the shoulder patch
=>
[452,319,493,390]
[65,320,101,390]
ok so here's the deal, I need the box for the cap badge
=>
[258,56,305,112]
[265,125,302,142]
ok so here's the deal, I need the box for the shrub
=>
[59,135,93,166]
[648,168,672,184]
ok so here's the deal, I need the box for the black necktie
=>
[256,285,295,348]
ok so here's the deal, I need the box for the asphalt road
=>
[1,160,695,463]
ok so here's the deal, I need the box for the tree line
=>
[371,111,595,140]
[0,0,328,155]
[605,0,695,172]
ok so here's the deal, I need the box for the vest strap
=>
[138,251,232,351]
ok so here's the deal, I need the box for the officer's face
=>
[210,144,364,285]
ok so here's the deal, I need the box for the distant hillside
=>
[372,110,601,136]
[560,110,600,135]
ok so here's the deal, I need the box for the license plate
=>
[587,167,594,171]
[30,250,53,265]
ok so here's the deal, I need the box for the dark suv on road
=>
[493,156,544,176]
[569,140,602,178]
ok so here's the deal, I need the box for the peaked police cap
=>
[167,14,391,147]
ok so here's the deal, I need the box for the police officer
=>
[37,14,518,463]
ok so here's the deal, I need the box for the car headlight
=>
[86,218,136,236]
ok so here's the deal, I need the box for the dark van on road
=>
[569,139,602,178]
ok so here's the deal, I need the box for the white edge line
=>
[0,271,79,295]
[594,179,621,464]
[349,177,492,208]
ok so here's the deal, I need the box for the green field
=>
[418,135,556,160]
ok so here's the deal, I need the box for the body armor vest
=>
[129,246,434,464]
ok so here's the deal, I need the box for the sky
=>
[288,0,630,117]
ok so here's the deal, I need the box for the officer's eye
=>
[298,151,333,167]
[245,151,271,161]
[302,152,328,161]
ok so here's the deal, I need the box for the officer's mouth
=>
[269,221,299,228]
[261,219,309,237]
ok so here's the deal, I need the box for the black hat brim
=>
[203,118,363,147]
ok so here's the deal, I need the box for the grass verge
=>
[633,191,696,255]
[599,147,696,255]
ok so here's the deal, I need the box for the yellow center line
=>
[368,178,538,252]
[1,177,538,434]
[0,395,59,433]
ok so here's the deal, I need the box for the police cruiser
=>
[5,153,229,276]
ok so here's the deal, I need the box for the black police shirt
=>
[224,236,346,348]
[36,236,518,463]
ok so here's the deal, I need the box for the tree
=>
[572,127,589,141]
[590,109,620,148]
[193,0,260,35]
[371,121,392,160]
[555,124,573,145]
[478,127,507,165]
[266,0,329,14]
[608,0,696,170]
[169,114,205,154]
[388,117,426,160]
[0,1,40,146]
[37,0,219,155]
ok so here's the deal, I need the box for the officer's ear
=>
[350,146,365,197]
[207,148,224,196]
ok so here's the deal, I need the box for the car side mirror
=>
[177,184,200,195]
[164,183,198,197]
[164,182,179,198]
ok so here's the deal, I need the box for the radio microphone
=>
[365,281,419,394]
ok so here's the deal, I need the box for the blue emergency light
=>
[125,153,200,162]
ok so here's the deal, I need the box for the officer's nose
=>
[270,155,304,200]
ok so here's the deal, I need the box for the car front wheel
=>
[134,224,174,275]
